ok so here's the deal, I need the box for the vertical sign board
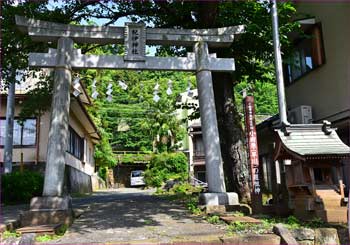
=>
[243,96,261,198]
[124,23,146,61]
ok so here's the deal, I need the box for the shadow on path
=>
[53,188,224,244]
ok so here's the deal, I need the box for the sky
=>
[44,0,157,56]
[45,0,157,55]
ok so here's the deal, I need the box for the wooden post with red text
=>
[243,96,262,213]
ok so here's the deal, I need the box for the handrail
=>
[190,176,208,188]
[113,151,151,155]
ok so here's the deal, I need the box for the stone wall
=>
[91,173,106,191]
[66,165,92,194]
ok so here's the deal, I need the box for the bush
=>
[98,167,108,182]
[1,170,44,204]
[144,152,188,187]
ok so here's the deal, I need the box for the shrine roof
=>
[275,122,350,160]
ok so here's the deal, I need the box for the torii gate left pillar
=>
[16,17,244,218]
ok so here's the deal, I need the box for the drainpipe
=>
[271,0,290,126]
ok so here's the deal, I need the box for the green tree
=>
[4,1,299,201]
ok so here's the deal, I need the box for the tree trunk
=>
[212,71,251,203]
[196,2,251,202]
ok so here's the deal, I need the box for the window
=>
[67,127,84,160]
[194,136,205,156]
[284,23,325,83]
[0,118,37,147]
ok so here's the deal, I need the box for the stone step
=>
[315,208,347,223]
[220,215,262,224]
[321,199,342,208]
[16,224,62,235]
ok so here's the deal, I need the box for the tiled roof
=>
[275,122,350,159]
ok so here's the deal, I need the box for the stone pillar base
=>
[199,192,239,206]
[20,196,74,226]
[199,192,240,214]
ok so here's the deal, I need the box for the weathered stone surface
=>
[225,203,252,215]
[43,36,73,197]
[16,15,244,47]
[220,215,262,224]
[18,233,36,245]
[30,196,72,211]
[291,228,315,241]
[19,209,73,226]
[206,205,226,214]
[273,223,298,245]
[221,234,280,244]
[314,228,340,245]
[195,41,226,193]
[199,192,239,206]
[299,241,314,245]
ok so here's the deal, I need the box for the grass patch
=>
[206,215,221,224]
[35,234,62,243]
[2,230,20,239]
[226,215,331,235]
[35,224,68,243]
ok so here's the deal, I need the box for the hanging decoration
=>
[91,79,99,99]
[118,80,128,90]
[72,76,82,97]
[153,82,160,102]
[186,80,193,97]
[106,83,113,102]
[166,79,173,95]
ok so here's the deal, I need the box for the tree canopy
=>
[2,1,301,197]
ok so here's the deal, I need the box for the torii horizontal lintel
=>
[16,15,245,47]
[28,49,235,72]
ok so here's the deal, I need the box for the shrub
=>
[144,152,188,187]
[98,167,108,182]
[1,170,44,204]
[207,215,221,224]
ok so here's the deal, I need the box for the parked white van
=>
[130,170,145,187]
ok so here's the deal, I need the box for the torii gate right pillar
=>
[195,42,226,193]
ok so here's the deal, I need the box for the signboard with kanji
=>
[243,96,261,195]
[124,23,146,61]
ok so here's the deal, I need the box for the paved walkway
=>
[51,188,225,244]
[1,204,27,228]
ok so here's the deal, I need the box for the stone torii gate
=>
[16,16,243,212]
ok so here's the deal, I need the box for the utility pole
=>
[271,0,290,126]
[3,71,16,173]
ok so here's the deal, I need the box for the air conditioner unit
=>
[288,105,313,124]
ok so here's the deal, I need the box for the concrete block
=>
[315,228,340,245]
[30,196,72,211]
[273,223,298,245]
[199,192,239,206]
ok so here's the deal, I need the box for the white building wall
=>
[286,3,350,122]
